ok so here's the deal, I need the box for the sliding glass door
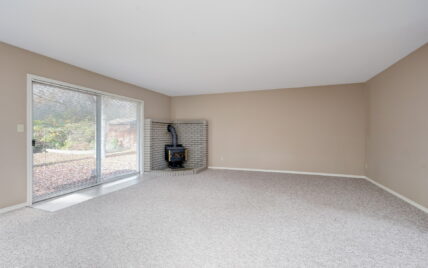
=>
[32,81,141,202]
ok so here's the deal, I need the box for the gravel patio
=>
[33,151,138,201]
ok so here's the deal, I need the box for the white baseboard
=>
[208,166,366,179]
[364,176,428,214]
[0,203,27,214]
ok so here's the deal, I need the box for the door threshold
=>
[32,175,141,212]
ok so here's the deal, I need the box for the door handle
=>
[32,139,36,147]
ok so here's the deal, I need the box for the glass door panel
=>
[32,82,97,202]
[100,96,139,181]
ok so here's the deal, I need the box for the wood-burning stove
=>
[165,125,187,168]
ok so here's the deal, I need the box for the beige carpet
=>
[1,169,427,267]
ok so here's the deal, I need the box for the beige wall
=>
[0,42,170,209]
[172,84,367,175]
[366,43,428,208]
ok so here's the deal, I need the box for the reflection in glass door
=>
[32,80,141,203]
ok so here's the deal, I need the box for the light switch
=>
[17,124,25,133]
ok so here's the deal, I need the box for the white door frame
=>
[26,74,145,205]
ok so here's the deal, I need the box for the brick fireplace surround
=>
[144,119,208,175]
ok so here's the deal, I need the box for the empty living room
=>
[1,0,428,267]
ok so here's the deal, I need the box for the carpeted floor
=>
[1,169,427,267]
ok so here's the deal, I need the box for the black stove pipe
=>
[167,124,178,147]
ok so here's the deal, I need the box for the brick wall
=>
[144,119,208,171]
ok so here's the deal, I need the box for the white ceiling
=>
[1,0,427,96]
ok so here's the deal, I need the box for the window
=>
[30,77,143,202]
